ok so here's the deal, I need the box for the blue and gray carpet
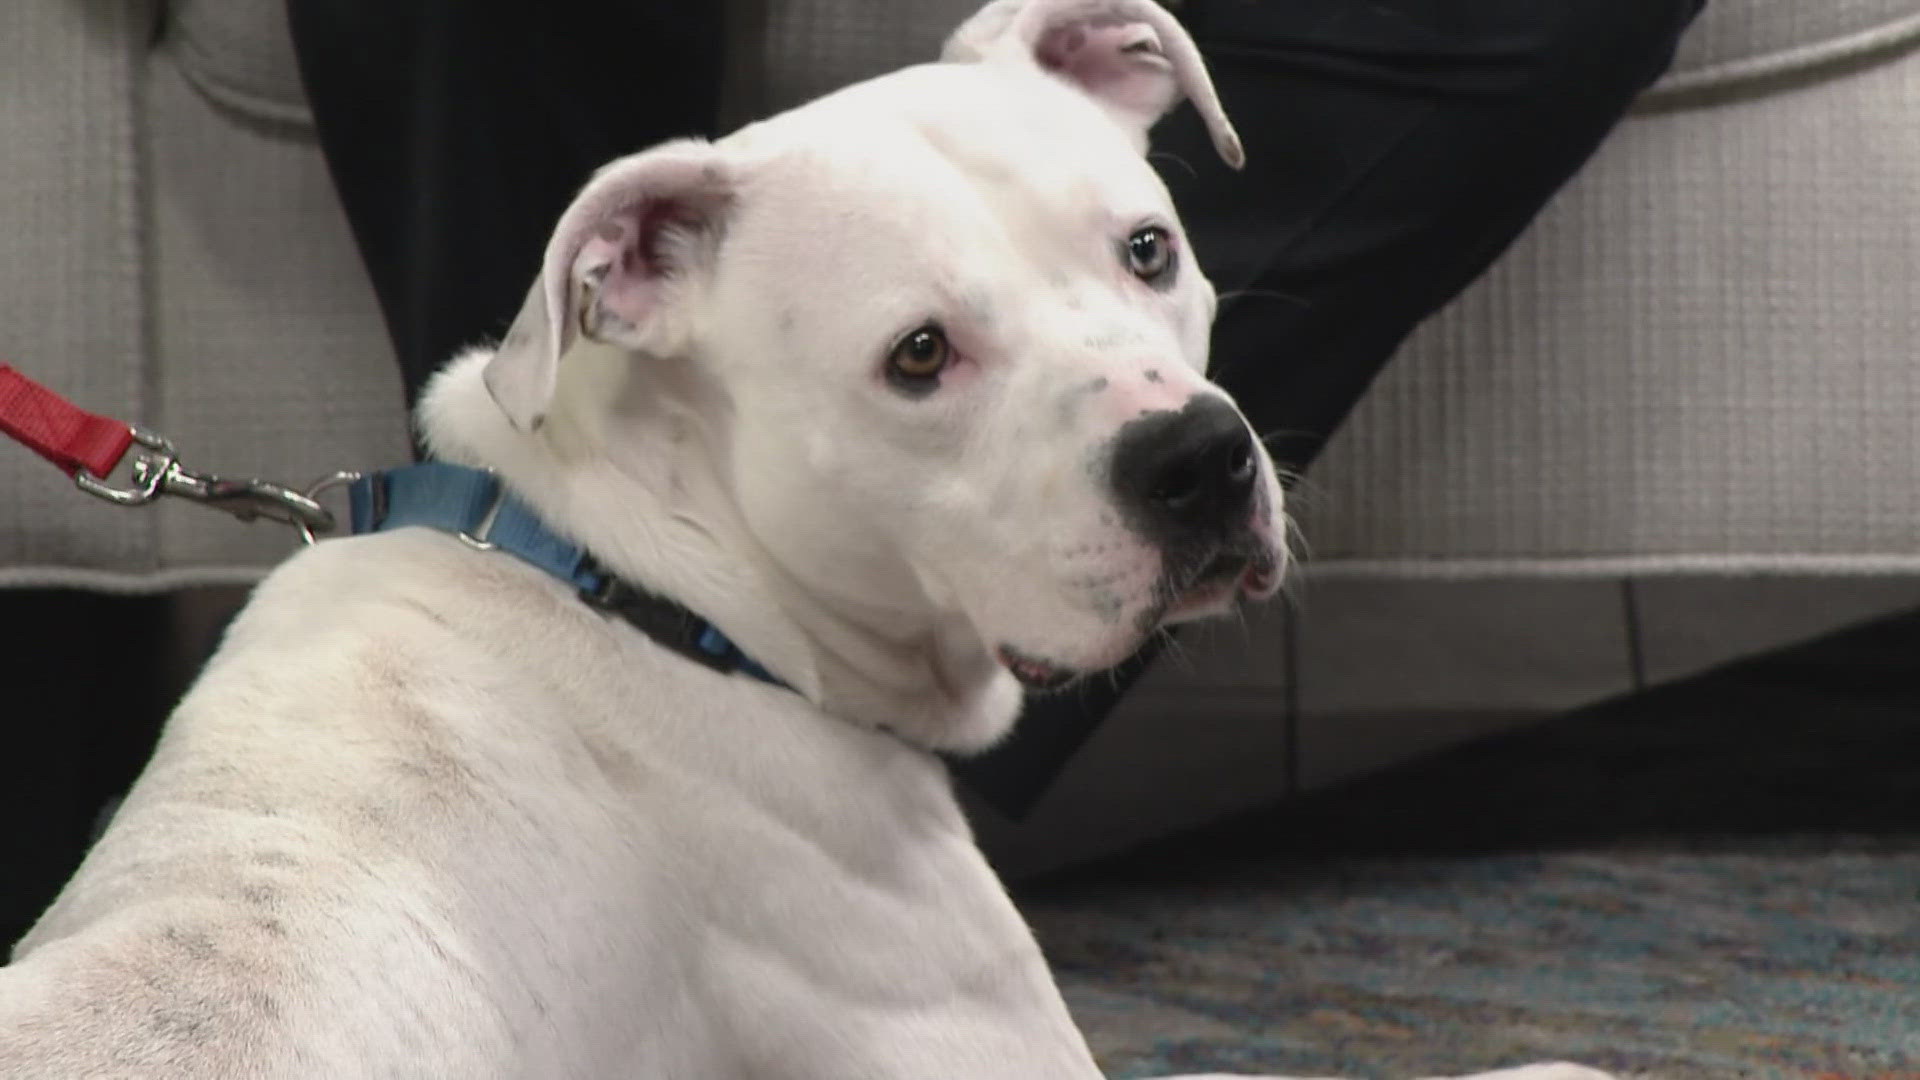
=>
[1016,608,1920,1079]
[1035,836,1919,1078]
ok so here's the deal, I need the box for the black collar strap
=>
[576,567,785,685]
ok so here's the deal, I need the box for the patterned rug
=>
[1015,608,1920,1079]
[1028,836,1920,1079]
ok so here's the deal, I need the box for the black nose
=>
[1111,396,1258,545]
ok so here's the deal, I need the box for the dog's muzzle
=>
[995,396,1275,692]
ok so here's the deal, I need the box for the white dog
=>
[0,2,1610,1077]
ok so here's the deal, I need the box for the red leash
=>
[0,363,138,480]
[0,363,342,539]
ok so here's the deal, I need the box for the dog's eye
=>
[1125,226,1175,284]
[887,325,951,390]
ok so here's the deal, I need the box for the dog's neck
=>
[416,349,1024,755]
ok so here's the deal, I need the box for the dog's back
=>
[1,529,1085,1079]
[3,533,591,1076]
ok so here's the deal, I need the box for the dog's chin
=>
[993,643,1083,693]
[993,552,1284,692]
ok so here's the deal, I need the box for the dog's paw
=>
[1420,1064,1615,1080]
[1155,1074,1346,1079]
[1160,1064,1613,1080]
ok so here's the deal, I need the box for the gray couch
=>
[3,0,1916,872]
[0,0,409,588]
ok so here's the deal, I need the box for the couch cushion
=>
[167,0,311,125]
[1658,0,1920,94]
[0,0,155,579]
[1298,27,1920,572]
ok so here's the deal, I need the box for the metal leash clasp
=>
[296,471,363,545]
[74,427,346,542]
[71,426,176,507]
[128,456,335,533]
[0,364,358,546]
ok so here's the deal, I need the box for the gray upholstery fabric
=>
[0,1,153,577]
[144,23,409,580]
[167,0,313,125]
[1659,0,1920,95]
[1296,6,1920,572]
[0,0,408,590]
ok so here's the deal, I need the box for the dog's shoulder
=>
[220,528,596,688]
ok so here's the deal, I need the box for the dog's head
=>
[455,0,1284,750]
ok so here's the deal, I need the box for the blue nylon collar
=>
[347,462,784,688]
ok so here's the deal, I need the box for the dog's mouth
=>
[995,643,1078,691]
[995,551,1282,692]
[1160,548,1281,621]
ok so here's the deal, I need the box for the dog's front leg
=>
[1154,1065,1615,1080]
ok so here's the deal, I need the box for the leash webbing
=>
[0,364,136,479]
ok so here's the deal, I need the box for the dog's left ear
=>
[483,139,735,431]
[943,0,1243,168]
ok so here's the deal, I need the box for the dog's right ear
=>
[483,139,734,431]
[944,0,1242,169]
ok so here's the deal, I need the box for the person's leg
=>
[1183,0,1707,465]
[285,0,726,417]
[953,0,1708,815]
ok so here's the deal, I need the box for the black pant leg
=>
[285,0,726,418]
[954,0,1706,817]
[1,592,170,950]
[1182,0,1707,467]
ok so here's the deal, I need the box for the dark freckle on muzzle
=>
[1055,375,1110,426]
[1108,396,1258,554]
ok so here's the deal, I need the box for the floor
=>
[1021,605,1920,1078]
